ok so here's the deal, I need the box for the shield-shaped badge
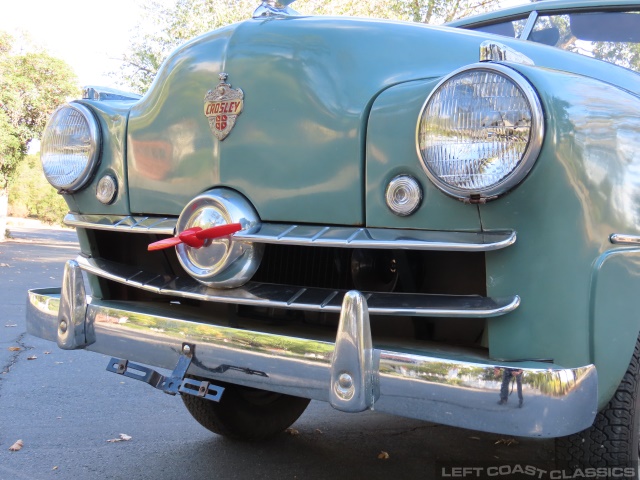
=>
[204,73,244,141]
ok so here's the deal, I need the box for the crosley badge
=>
[204,73,244,141]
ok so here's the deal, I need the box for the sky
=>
[0,0,143,89]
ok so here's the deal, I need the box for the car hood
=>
[125,15,640,225]
[126,16,482,224]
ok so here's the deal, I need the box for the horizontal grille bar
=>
[65,214,515,252]
[76,256,520,318]
[65,214,176,235]
[237,224,515,251]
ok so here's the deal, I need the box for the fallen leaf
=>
[9,440,23,452]
[8,347,20,352]
[494,438,519,446]
[314,429,323,434]
[52,466,58,471]
[4,324,17,327]
[285,428,299,436]
[0,263,10,267]
[44,351,51,355]
[469,436,481,441]
[27,355,37,360]
[377,451,390,460]
[106,433,132,443]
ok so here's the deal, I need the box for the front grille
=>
[253,243,486,296]
[253,244,353,290]
[80,227,495,349]
[86,229,487,297]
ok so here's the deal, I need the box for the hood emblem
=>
[204,73,244,141]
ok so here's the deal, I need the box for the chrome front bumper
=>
[27,260,598,438]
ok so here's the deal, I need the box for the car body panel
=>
[591,250,640,404]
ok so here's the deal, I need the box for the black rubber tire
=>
[555,334,640,476]
[182,380,310,441]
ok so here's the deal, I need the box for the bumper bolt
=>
[59,319,68,333]
[182,344,192,355]
[338,373,353,390]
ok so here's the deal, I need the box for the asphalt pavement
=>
[0,223,555,480]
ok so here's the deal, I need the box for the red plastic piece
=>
[148,223,242,251]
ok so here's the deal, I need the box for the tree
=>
[115,0,500,94]
[118,0,256,94]
[0,33,79,240]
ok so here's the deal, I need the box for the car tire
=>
[555,334,640,475]
[181,380,311,441]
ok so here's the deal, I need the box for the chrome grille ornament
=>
[175,189,263,288]
[204,73,244,141]
[253,0,299,18]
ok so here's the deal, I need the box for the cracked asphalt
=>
[0,225,554,480]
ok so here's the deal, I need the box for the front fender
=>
[480,65,640,408]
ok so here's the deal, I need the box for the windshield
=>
[529,11,640,73]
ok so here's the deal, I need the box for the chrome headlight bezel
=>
[415,63,544,202]
[40,103,101,193]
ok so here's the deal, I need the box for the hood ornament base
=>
[253,0,299,18]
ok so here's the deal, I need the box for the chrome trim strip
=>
[64,214,516,251]
[479,41,534,66]
[237,224,517,251]
[610,233,640,245]
[76,256,520,318]
[64,214,176,235]
[27,286,598,437]
[82,86,142,101]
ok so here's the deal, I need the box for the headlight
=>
[416,64,543,202]
[41,103,100,192]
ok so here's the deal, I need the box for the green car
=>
[27,0,640,472]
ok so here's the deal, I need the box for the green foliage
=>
[8,154,68,225]
[116,0,500,94]
[118,0,256,94]
[0,33,79,190]
[593,42,640,73]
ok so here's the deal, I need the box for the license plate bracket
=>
[106,343,224,402]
